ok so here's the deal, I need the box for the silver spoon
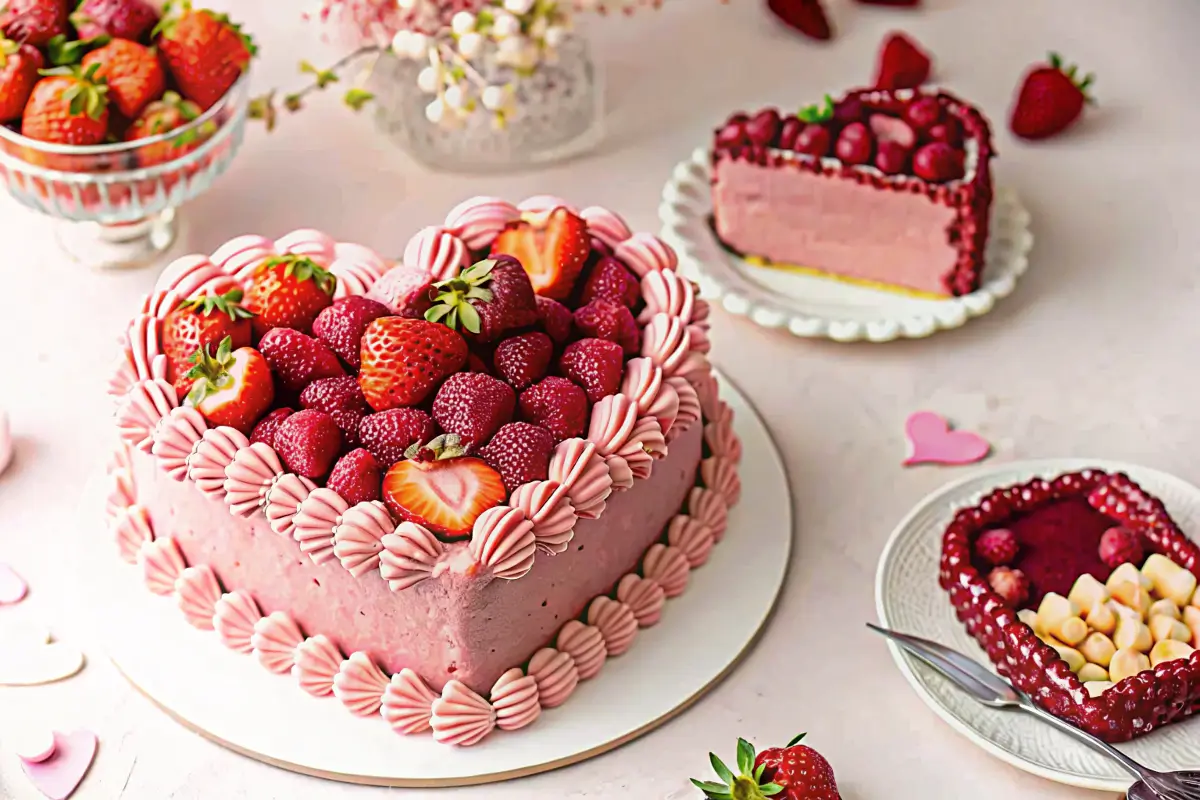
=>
[866,623,1200,800]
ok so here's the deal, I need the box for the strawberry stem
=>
[262,255,337,296]
[1047,51,1096,103]
[183,336,236,406]
[178,288,254,321]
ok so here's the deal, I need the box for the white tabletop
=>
[1,1,1196,797]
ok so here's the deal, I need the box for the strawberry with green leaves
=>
[154,0,254,110]
[0,33,43,122]
[183,336,275,435]
[162,288,254,394]
[81,37,165,119]
[20,63,109,145]
[425,256,540,343]
[243,255,337,337]
[693,735,841,800]
[125,90,212,166]
[1009,53,1095,140]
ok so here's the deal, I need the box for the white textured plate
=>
[875,458,1200,791]
[76,373,793,787]
[658,147,1034,343]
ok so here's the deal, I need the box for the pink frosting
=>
[490,668,541,732]
[431,680,497,747]
[701,457,742,506]
[333,652,389,716]
[666,514,715,568]
[264,474,317,538]
[187,426,249,497]
[667,377,701,436]
[275,229,337,263]
[646,381,680,441]
[333,500,394,577]
[210,234,274,283]
[695,371,722,420]
[117,379,178,453]
[616,439,653,481]
[620,358,663,416]
[469,506,536,580]
[155,254,237,300]
[107,350,137,400]
[402,226,469,281]
[640,313,690,376]
[382,668,439,735]
[292,488,349,565]
[141,535,186,596]
[508,480,576,555]
[579,205,632,249]
[154,253,212,293]
[605,454,635,492]
[107,441,132,474]
[214,590,262,653]
[688,324,712,355]
[124,314,162,381]
[330,254,385,299]
[294,634,343,697]
[556,620,605,680]
[112,505,152,564]
[527,648,578,709]
[334,241,389,272]
[586,596,638,657]
[674,351,713,387]
[587,394,638,458]
[639,268,701,326]
[138,288,176,319]
[518,195,577,214]
[704,414,742,465]
[614,232,678,278]
[547,439,612,520]
[688,487,729,543]
[251,611,304,674]
[643,543,690,598]
[624,415,667,462]
[616,573,666,628]
[176,565,222,630]
[379,522,444,591]
[106,467,136,518]
[443,196,520,250]
[223,443,284,518]
[151,407,208,481]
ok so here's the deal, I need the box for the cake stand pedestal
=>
[77,373,792,787]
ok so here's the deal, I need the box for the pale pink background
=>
[1,1,1196,798]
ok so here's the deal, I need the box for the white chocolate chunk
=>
[1148,598,1181,620]
[1048,642,1086,673]
[1068,574,1110,612]
[1108,563,1152,592]
[1085,601,1118,636]
[1142,554,1197,607]
[1077,662,1109,683]
[1110,581,1153,618]
[1037,593,1085,644]
[1183,606,1200,647]
[1109,648,1151,684]
[1149,615,1192,644]
[1084,680,1114,698]
[1017,608,1042,635]
[1079,631,1116,667]
[1114,616,1153,652]
[1149,639,1194,668]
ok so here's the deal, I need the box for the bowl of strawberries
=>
[0,0,255,269]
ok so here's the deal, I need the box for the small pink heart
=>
[903,411,991,467]
[0,562,28,604]
[21,730,97,800]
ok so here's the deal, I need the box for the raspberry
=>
[259,327,345,392]
[358,408,437,469]
[273,409,342,478]
[1099,526,1143,570]
[579,256,640,309]
[988,567,1030,607]
[479,422,555,493]
[431,372,516,449]
[558,338,624,404]
[974,528,1018,566]
[299,375,370,449]
[518,376,587,442]
[912,142,965,182]
[249,408,293,448]
[327,448,383,506]
[311,296,392,369]
[364,265,435,318]
[493,332,553,390]
[573,299,640,354]
[535,296,573,346]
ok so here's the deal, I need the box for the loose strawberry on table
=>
[81,38,164,119]
[273,408,342,479]
[518,376,587,443]
[258,327,346,392]
[154,0,254,111]
[0,34,43,123]
[874,32,931,91]
[766,0,832,42]
[20,63,109,145]
[182,336,274,435]
[1009,52,1094,140]
[382,434,507,539]
[312,296,392,369]
[0,0,68,48]
[125,91,208,167]
[72,0,160,42]
[358,408,438,468]
[244,256,337,337]
[425,257,540,343]
[358,317,468,411]
[161,288,254,393]
[491,208,590,301]
[431,372,516,450]
[693,735,841,800]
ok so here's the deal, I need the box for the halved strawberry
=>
[491,207,590,301]
[183,336,274,434]
[381,435,506,539]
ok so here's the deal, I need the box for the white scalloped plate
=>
[658,147,1034,343]
[875,458,1200,792]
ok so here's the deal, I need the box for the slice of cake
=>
[106,203,740,746]
[711,88,995,297]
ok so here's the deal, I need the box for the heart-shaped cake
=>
[940,469,1200,741]
[106,198,741,746]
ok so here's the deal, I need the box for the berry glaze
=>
[711,88,994,297]
[940,469,1200,741]
[106,206,740,747]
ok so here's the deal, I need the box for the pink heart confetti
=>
[0,562,28,604]
[903,411,991,467]
[21,730,97,800]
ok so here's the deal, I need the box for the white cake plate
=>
[658,147,1034,343]
[78,373,792,787]
[875,458,1200,792]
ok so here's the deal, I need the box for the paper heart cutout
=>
[0,625,85,686]
[0,408,11,476]
[0,563,29,604]
[903,411,991,467]
[21,730,97,800]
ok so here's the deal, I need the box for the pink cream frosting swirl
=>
[614,232,678,278]
[106,467,135,517]
[527,648,578,709]
[223,442,284,518]
[667,514,716,568]
[431,680,497,747]
[624,415,667,462]
[701,457,742,506]
[666,376,701,437]
[252,611,304,674]
[112,505,153,565]
[292,487,349,565]
[508,480,576,555]
[586,393,638,458]
[154,254,237,301]
[124,314,163,381]
[579,205,633,249]
[469,506,536,580]
[402,226,469,281]
[275,229,338,263]
[334,241,389,272]
[547,439,613,520]
[210,234,276,284]
[151,406,208,481]
[139,287,181,319]
[443,196,520,250]
[176,565,222,630]
[616,573,666,628]
[556,620,605,681]
[187,426,249,498]
[264,474,318,538]
[639,268,701,326]
[518,195,577,214]
[605,454,634,492]
[107,349,137,401]
[382,668,439,735]
[330,253,386,299]
[117,378,178,453]
[688,487,730,543]
[704,403,742,464]
[293,634,344,697]
[334,652,390,716]
[694,370,722,420]
[586,596,639,657]
[490,668,541,732]
[643,543,690,598]
[379,522,444,591]
[140,536,186,596]
[333,500,395,577]
[214,590,262,653]
[640,313,691,376]
[620,358,679,439]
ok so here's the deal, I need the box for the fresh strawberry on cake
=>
[105,205,740,747]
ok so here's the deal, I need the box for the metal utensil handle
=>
[1016,697,1151,783]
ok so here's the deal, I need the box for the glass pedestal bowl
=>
[0,73,250,270]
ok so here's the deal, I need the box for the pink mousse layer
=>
[713,156,960,295]
[132,423,702,695]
